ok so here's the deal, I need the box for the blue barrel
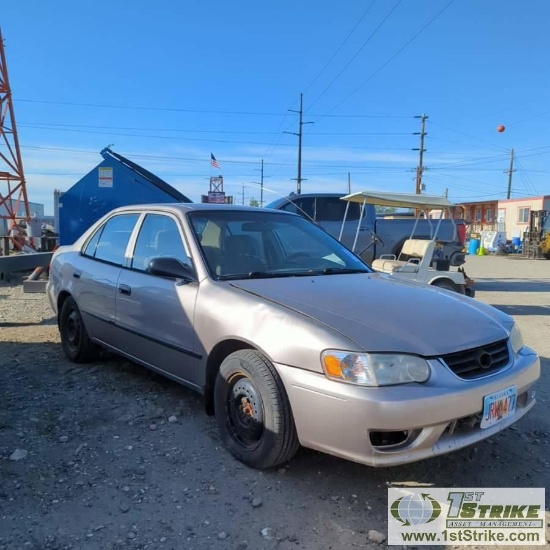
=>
[468,238,480,255]
[512,237,521,248]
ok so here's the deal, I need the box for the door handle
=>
[73,270,81,279]
[118,284,131,296]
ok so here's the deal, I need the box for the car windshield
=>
[188,210,371,280]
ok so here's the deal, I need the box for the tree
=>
[249,198,260,207]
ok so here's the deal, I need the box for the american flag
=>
[210,153,220,169]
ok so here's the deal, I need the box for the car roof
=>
[107,203,297,216]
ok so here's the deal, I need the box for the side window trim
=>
[126,212,147,268]
[81,224,106,259]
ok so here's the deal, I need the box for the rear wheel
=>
[214,350,299,469]
[431,279,458,293]
[59,296,98,363]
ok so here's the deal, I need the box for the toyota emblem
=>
[478,351,493,369]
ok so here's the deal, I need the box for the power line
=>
[20,122,282,135]
[16,97,415,120]
[16,98,286,117]
[428,152,509,170]
[303,0,378,95]
[318,0,455,118]
[18,123,413,150]
[427,120,509,153]
[19,144,413,170]
[20,121,413,137]
[309,0,402,109]
[515,157,540,196]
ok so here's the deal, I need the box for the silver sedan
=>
[47,204,540,469]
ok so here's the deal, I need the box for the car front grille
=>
[440,339,510,379]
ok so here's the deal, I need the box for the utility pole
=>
[242,183,245,206]
[260,159,264,207]
[285,93,313,194]
[347,172,351,194]
[253,159,270,207]
[505,148,515,199]
[413,114,428,194]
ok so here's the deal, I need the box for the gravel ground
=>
[0,254,548,550]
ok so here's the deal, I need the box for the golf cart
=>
[339,191,475,297]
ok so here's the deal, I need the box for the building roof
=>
[100,147,192,203]
[457,199,498,207]
[497,195,550,204]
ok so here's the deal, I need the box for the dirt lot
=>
[0,254,549,550]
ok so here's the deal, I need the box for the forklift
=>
[523,210,550,259]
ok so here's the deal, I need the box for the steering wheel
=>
[369,229,385,248]
[357,230,385,257]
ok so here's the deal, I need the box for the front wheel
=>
[59,296,98,363]
[431,279,458,293]
[214,350,299,469]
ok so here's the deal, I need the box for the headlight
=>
[509,324,524,355]
[321,351,430,386]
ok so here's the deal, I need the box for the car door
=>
[114,212,200,389]
[73,213,140,346]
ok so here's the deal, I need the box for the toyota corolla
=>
[47,204,540,469]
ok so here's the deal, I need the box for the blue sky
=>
[2,0,550,214]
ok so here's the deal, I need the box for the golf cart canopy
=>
[338,190,459,251]
[340,191,456,210]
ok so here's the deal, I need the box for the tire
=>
[59,296,98,363]
[431,279,458,292]
[214,349,299,469]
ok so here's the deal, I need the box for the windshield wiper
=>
[218,267,370,281]
[218,271,298,281]
[317,267,370,275]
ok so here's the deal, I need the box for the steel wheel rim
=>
[226,374,264,450]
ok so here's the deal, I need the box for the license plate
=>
[480,386,517,429]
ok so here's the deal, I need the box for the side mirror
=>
[148,257,196,281]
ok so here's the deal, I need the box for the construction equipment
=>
[523,210,550,260]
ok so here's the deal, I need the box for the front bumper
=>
[276,349,539,467]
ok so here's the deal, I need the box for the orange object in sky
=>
[497,125,506,132]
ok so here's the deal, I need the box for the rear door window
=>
[87,214,139,266]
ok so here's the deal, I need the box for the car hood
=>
[230,273,511,356]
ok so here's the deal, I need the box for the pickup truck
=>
[266,193,466,267]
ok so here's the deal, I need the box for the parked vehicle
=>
[47,204,539,469]
[523,210,550,259]
[339,191,475,297]
[266,192,467,266]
